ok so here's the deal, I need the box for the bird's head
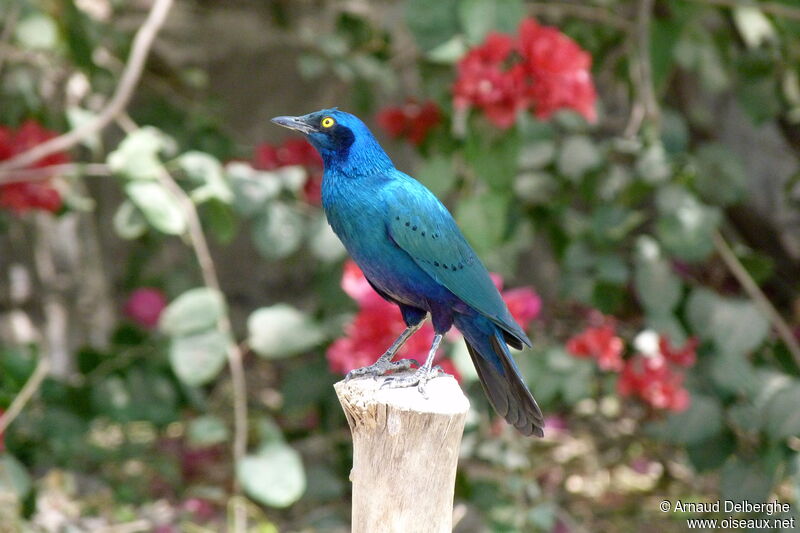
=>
[271,108,392,175]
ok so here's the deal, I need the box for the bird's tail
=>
[454,314,544,437]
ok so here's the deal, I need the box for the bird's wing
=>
[385,176,531,346]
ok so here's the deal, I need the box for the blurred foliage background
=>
[1,0,800,531]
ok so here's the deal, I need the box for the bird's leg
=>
[381,333,445,398]
[344,321,425,382]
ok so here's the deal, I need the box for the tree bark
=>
[334,373,470,533]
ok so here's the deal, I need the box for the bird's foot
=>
[344,357,417,383]
[380,365,448,399]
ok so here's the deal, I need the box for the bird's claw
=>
[344,357,417,383]
[380,365,448,398]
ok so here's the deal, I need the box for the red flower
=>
[377,100,442,145]
[617,354,690,412]
[453,33,527,129]
[328,261,436,374]
[658,335,698,367]
[487,272,542,330]
[0,182,62,213]
[123,287,167,329]
[0,120,67,213]
[566,317,624,372]
[518,19,597,122]
[13,121,70,167]
[329,261,539,378]
[452,18,597,127]
[252,138,323,205]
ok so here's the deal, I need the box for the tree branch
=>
[155,167,249,533]
[0,163,112,185]
[713,231,800,369]
[0,0,174,175]
[527,2,634,32]
[0,356,50,436]
[625,0,659,137]
[0,2,20,79]
[684,0,800,22]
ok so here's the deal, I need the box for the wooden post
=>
[334,372,470,533]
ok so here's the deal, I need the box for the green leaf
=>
[66,107,100,152]
[645,395,723,444]
[687,288,769,356]
[686,432,735,472]
[720,457,774,504]
[227,162,282,217]
[590,205,644,243]
[513,171,557,205]
[661,110,689,154]
[650,17,684,92]
[178,151,233,204]
[238,442,306,508]
[710,300,769,356]
[686,287,716,336]
[763,383,800,441]
[202,200,237,244]
[188,415,230,447]
[169,329,229,387]
[655,187,720,262]
[405,0,460,51]
[160,287,226,337]
[635,143,671,183]
[710,352,757,396]
[247,304,325,358]
[308,215,347,263]
[125,181,187,235]
[456,192,509,254]
[426,35,468,64]
[15,14,58,50]
[465,130,521,189]
[108,127,175,180]
[693,143,747,206]
[557,135,601,181]
[416,155,456,196]
[458,0,523,44]
[112,200,147,240]
[634,236,682,314]
[0,454,32,500]
[519,140,556,169]
[251,203,305,260]
[732,6,776,49]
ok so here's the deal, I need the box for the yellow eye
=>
[321,116,335,129]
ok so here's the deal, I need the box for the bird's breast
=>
[321,174,451,309]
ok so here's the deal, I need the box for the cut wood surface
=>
[334,373,470,533]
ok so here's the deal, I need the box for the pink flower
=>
[503,287,541,330]
[123,287,167,329]
[182,498,216,522]
[377,100,442,146]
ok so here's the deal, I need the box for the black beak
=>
[271,115,316,134]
